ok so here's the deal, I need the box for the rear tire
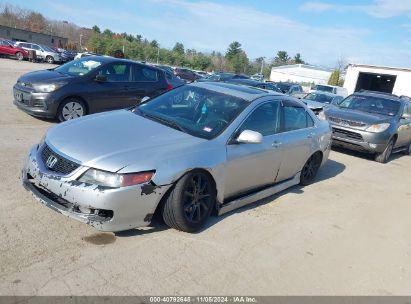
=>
[300,152,322,186]
[57,98,86,122]
[162,170,216,233]
[375,139,394,163]
[16,52,23,61]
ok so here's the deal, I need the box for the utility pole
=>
[79,34,83,50]
[260,57,265,74]
[156,47,160,64]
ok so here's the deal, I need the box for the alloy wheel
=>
[302,154,321,183]
[182,173,212,224]
[61,102,84,120]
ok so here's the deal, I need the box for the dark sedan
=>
[225,78,282,93]
[13,56,175,121]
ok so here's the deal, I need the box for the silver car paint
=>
[21,82,332,231]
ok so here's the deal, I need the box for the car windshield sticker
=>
[203,127,212,132]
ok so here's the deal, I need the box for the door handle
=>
[272,141,282,148]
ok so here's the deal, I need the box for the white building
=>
[344,64,411,97]
[269,64,333,84]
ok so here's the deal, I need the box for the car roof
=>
[190,82,281,101]
[80,56,165,70]
[353,91,402,102]
[309,90,339,97]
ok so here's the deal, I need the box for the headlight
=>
[317,110,326,121]
[365,123,390,133]
[32,82,67,93]
[78,168,154,188]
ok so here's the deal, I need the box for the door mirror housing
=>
[141,96,150,103]
[401,112,411,120]
[95,74,107,82]
[236,130,263,144]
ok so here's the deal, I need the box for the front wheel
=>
[375,139,394,163]
[46,56,54,64]
[300,153,322,186]
[162,170,216,232]
[403,141,411,155]
[16,52,23,61]
[57,98,86,122]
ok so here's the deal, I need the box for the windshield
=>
[276,83,292,92]
[55,58,103,76]
[133,85,249,139]
[339,95,400,116]
[305,92,334,104]
[41,45,55,52]
[314,85,334,93]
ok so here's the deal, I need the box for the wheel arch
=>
[58,95,90,115]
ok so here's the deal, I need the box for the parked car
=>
[74,52,99,60]
[300,91,345,115]
[56,48,76,61]
[250,73,264,81]
[13,56,175,121]
[275,82,304,97]
[311,84,348,97]
[173,67,200,82]
[14,42,63,64]
[0,38,28,60]
[154,65,185,89]
[197,72,249,82]
[321,90,411,163]
[226,78,282,93]
[21,82,331,233]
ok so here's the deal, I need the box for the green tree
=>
[225,41,242,60]
[172,42,185,55]
[150,40,159,48]
[92,25,100,33]
[294,53,304,64]
[328,69,340,86]
[274,51,290,65]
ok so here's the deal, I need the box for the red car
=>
[0,38,29,60]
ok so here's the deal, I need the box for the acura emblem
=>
[46,155,58,169]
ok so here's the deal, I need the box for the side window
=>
[239,102,280,136]
[283,105,313,132]
[133,66,158,82]
[100,63,131,82]
[32,44,40,50]
[405,103,411,115]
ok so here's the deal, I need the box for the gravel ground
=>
[0,58,411,296]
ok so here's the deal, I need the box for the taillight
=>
[167,84,173,91]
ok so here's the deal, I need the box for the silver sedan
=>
[21,82,332,233]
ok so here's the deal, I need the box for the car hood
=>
[46,110,207,173]
[18,69,73,84]
[325,106,393,125]
[300,99,326,109]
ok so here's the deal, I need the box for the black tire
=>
[16,52,23,61]
[162,170,216,232]
[57,98,86,122]
[375,139,394,163]
[300,152,322,186]
[46,56,54,64]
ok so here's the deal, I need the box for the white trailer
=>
[344,64,411,97]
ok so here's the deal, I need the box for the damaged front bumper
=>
[21,144,170,232]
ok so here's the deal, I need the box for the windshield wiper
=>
[138,110,188,133]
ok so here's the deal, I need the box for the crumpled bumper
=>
[21,145,170,232]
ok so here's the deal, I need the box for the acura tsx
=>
[21,82,332,232]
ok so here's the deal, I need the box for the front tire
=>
[300,152,322,186]
[16,52,23,61]
[375,139,394,163]
[403,141,411,155]
[162,170,216,232]
[57,98,86,122]
[46,56,54,64]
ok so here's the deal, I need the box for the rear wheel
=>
[300,153,322,186]
[57,98,86,122]
[16,52,23,61]
[375,139,394,163]
[46,56,54,64]
[162,170,216,232]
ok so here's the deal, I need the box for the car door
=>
[129,65,164,103]
[275,99,316,182]
[396,102,411,148]
[225,100,284,199]
[86,62,134,112]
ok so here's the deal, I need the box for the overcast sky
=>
[13,0,411,68]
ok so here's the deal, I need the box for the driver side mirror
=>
[95,74,107,82]
[236,130,263,144]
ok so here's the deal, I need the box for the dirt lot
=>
[0,58,411,296]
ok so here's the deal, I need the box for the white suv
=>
[14,42,63,64]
